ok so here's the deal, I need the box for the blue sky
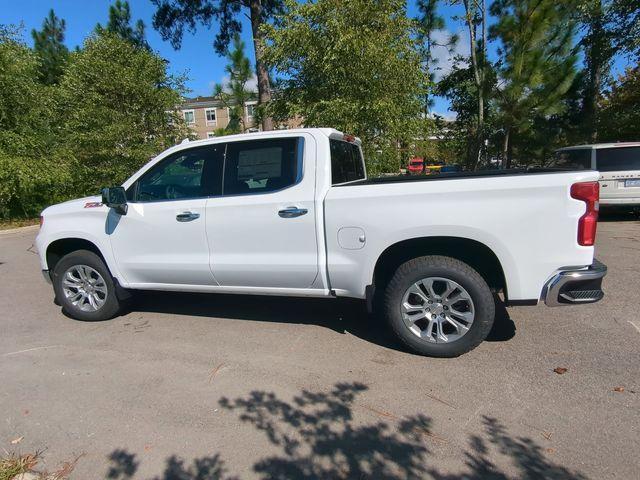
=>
[2,0,632,117]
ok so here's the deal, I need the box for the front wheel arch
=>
[45,238,131,301]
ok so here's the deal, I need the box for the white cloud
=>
[208,74,258,94]
[428,111,458,121]
[429,28,470,81]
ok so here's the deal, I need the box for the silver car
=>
[554,143,640,208]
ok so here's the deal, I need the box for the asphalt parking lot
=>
[1,215,639,479]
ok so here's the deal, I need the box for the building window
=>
[246,103,256,118]
[183,109,195,125]
[205,108,217,125]
[207,132,216,139]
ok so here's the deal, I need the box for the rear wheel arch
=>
[371,236,507,298]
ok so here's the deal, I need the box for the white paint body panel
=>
[36,128,597,304]
[107,198,214,285]
[204,133,319,288]
[323,170,598,300]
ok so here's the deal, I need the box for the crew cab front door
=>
[205,135,319,289]
[107,144,224,286]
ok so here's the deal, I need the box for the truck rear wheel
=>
[52,250,122,321]
[382,255,495,357]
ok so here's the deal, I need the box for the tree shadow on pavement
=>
[105,382,586,480]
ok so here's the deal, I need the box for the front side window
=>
[183,110,195,125]
[596,147,640,172]
[552,149,592,170]
[205,108,216,124]
[223,137,303,195]
[134,145,224,202]
[330,139,365,184]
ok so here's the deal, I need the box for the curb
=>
[0,224,39,236]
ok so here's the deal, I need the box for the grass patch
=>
[0,218,39,231]
[0,452,39,480]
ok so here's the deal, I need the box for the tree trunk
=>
[249,0,273,131]
[585,0,604,143]
[463,0,485,170]
[501,128,510,169]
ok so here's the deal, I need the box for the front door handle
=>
[176,211,200,222]
[278,206,308,218]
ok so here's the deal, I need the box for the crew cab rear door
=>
[205,134,319,288]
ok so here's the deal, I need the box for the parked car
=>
[407,157,425,174]
[441,164,462,173]
[424,163,443,175]
[36,128,606,357]
[554,143,640,209]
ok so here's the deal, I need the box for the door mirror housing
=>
[101,187,128,215]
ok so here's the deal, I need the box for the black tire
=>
[52,249,122,321]
[382,255,495,357]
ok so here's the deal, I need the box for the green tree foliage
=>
[490,0,578,167]
[436,62,497,168]
[151,0,285,131]
[213,34,254,135]
[415,0,457,114]
[609,0,640,60]
[56,33,189,194]
[96,0,149,50]
[0,28,189,219]
[31,9,70,85]
[263,0,426,174]
[0,26,70,218]
[573,0,640,142]
[599,66,640,142]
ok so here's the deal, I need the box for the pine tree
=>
[490,0,578,168]
[213,34,254,134]
[31,9,69,85]
[151,0,285,131]
[415,0,457,115]
[96,0,149,50]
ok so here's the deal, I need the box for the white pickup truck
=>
[36,128,607,357]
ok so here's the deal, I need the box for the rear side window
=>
[330,139,365,184]
[596,147,640,172]
[223,137,303,195]
[552,149,592,170]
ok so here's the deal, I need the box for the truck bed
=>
[339,168,582,186]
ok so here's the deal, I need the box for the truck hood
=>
[41,195,103,216]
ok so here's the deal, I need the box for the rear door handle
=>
[176,211,200,222]
[278,206,308,218]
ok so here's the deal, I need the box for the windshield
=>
[552,149,592,170]
[596,147,640,172]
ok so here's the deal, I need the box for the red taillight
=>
[571,181,599,246]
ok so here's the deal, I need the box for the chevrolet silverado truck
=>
[36,128,607,357]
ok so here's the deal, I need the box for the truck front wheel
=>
[382,255,495,357]
[52,250,122,321]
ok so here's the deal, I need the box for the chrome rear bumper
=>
[542,260,607,307]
